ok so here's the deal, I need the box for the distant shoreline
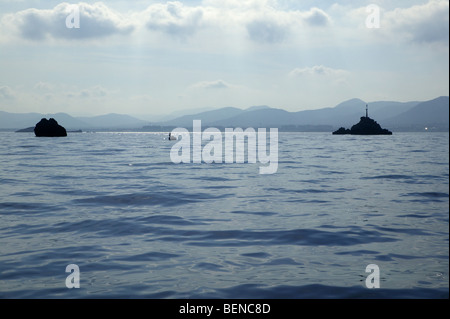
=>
[3,127,449,133]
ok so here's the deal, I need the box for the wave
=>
[72,191,232,207]
[187,283,449,299]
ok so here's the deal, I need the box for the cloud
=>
[384,0,449,45]
[302,8,331,27]
[144,1,204,38]
[340,1,449,47]
[244,6,330,44]
[2,2,134,41]
[34,81,54,91]
[246,18,289,43]
[66,85,109,99]
[3,1,444,48]
[203,0,276,10]
[190,80,231,90]
[1,1,333,45]
[289,65,349,78]
[0,86,15,99]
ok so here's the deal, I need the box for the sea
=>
[0,131,448,299]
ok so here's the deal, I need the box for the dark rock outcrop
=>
[333,116,392,135]
[34,118,67,137]
[332,127,351,135]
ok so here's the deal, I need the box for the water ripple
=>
[188,283,449,299]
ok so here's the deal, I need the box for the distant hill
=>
[134,106,217,122]
[160,106,245,127]
[76,113,148,129]
[1,96,448,131]
[245,105,271,112]
[362,101,420,121]
[385,96,449,130]
[0,111,149,130]
[211,108,293,127]
[155,98,432,130]
[0,111,90,130]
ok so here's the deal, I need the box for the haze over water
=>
[0,131,448,298]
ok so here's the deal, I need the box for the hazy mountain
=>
[1,96,448,131]
[0,111,43,130]
[161,98,426,129]
[0,111,148,130]
[308,99,421,127]
[0,111,90,130]
[211,108,293,127]
[363,101,420,121]
[388,96,449,125]
[245,105,271,112]
[77,113,149,129]
[159,106,216,121]
[287,99,422,127]
[133,106,217,122]
[159,106,245,127]
[385,96,449,127]
[44,113,91,129]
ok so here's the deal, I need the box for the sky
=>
[0,0,448,117]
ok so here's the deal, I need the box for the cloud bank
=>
[384,0,449,44]
[0,86,15,100]
[289,66,349,78]
[1,1,447,47]
[144,1,204,39]
[2,2,134,41]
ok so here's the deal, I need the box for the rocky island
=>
[34,118,67,137]
[333,104,392,135]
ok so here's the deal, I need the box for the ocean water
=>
[0,131,448,299]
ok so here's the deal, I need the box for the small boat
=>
[168,133,177,140]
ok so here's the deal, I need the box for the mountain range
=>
[147,96,449,132]
[1,96,448,132]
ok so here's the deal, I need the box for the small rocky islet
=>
[34,118,67,137]
[332,104,392,135]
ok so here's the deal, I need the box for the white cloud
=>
[1,1,445,47]
[202,0,277,11]
[0,86,15,99]
[243,6,331,44]
[336,1,449,47]
[190,80,232,90]
[33,81,54,91]
[138,1,332,44]
[66,85,109,99]
[246,18,290,43]
[144,1,204,39]
[2,2,134,41]
[0,1,333,45]
[302,7,331,27]
[289,65,349,78]
[0,83,120,114]
[383,0,449,44]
